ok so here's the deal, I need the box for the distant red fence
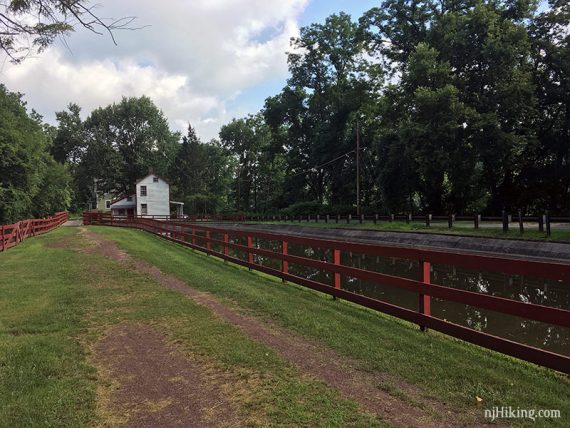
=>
[83,212,570,373]
[1,212,68,252]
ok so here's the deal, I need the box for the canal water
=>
[199,230,570,356]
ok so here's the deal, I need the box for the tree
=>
[0,84,72,222]
[170,125,206,196]
[77,96,180,200]
[280,12,376,206]
[169,126,232,214]
[524,0,570,212]
[219,114,271,211]
[0,0,136,63]
[361,0,539,214]
[51,103,85,164]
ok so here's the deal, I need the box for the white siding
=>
[135,175,170,216]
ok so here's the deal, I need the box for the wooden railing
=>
[1,212,68,252]
[83,212,570,373]
[245,212,570,236]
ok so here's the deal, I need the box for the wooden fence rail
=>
[244,212,569,236]
[83,212,570,373]
[1,212,68,252]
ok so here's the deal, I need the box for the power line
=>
[286,149,358,179]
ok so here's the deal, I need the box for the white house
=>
[136,174,170,216]
[110,174,184,218]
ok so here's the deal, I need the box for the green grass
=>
[251,220,570,241]
[0,227,381,427]
[93,225,570,427]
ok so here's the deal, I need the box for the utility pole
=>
[237,166,241,212]
[356,120,361,217]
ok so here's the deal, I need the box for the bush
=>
[281,201,326,216]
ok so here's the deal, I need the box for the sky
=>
[0,0,378,141]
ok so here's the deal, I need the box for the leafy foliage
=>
[0,84,72,223]
[2,1,569,218]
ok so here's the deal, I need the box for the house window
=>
[141,204,148,215]
[140,186,147,196]
[127,196,133,202]
[105,200,111,209]
[153,177,159,183]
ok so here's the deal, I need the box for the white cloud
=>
[0,0,308,140]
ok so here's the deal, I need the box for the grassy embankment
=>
[94,226,570,426]
[1,225,568,426]
[0,227,380,427]
[250,220,570,241]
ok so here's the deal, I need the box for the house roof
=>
[110,194,135,205]
[135,173,170,186]
[110,194,136,208]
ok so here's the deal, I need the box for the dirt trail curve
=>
[81,227,483,427]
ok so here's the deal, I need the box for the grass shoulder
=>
[0,227,381,427]
[93,226,570,427]
[250,220,570,242]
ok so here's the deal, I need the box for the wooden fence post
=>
[425,214,431,227]
[336,214,340,224]
[206,231,211,254]
[282,240,288,283]
[538,214,544,232]
[1,225,4,252]
[474,214,480,229]
[332,248,341,299]
[502,210,509,233]
[325,214,329,223]
[518,210,524,234]
[224,232,229,262]
[545,211,551,237]
[247,235,253,270]
[448,213,453,229]
[374,214,378,224]
[419,260,431,332]
[347,214,351,224]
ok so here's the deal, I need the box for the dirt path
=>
[81,227,479,427]
[94,324,235,427]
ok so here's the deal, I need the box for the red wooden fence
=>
[83,212,570,373]
[1,212,68,252]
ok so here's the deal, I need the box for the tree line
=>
[1,1,568,224]
[224,0,569,216]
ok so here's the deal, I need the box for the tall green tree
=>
[0,84,72,223]
[219,114,271,211]
[271,12,377,206]
[76,96,180,202]
[524,0,570,212]
[51,103,85,165]
[361,0,539,213]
